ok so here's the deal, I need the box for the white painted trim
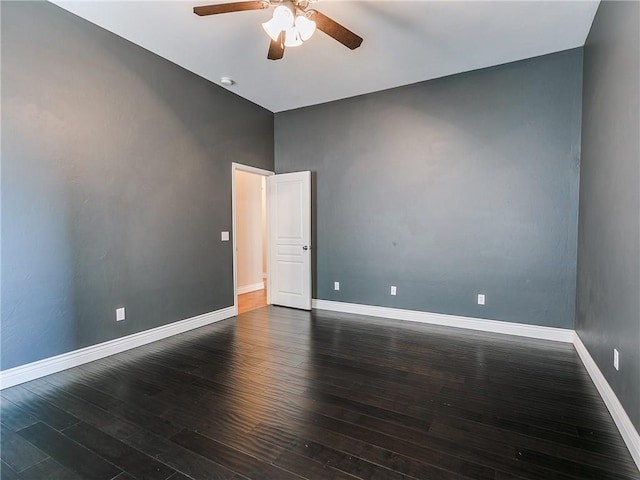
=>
[237,282,265,295]
[268,172,313,311]
[311,298,638,470]
[573,333,640,470]
[2,294,637,470]
[311,299,575,343]
[231,163,274,177]
[231,163,274,312]
[0,306,237,390]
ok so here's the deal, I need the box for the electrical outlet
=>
[334,281,340,291]
[116,307,125,322]
[477,294,486,305]
[614,349,619,371]
[221,231,229,241]
[390,286,397,296]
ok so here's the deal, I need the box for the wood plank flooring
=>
[1,306,638,480]
[238,285,267,315]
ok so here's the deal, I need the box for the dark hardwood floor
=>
[1,306,638,480]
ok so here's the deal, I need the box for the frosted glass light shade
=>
[262,18,282,41]
[284,27,303,47]
[295,15,316,41]
[262,6,294,41]
[273,5,294,27]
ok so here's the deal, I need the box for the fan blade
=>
[194,1,268,16]
[267,31,285,60]
[308,10,363,50]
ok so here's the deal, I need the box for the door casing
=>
[232,163,312,312]
[231,162,274,312]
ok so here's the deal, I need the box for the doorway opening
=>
[232,163,274,314]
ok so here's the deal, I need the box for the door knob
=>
[302,245,312,251]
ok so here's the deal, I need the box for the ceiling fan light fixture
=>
[295,15,316,41]
[284,27,303,47]
[273,5,294,27]
[262,18,282,41]
[194,1,363,60]
[262,5,294,40]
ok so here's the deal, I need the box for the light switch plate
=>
[221,231,229,241]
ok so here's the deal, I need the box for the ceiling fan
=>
[194,0,363,60]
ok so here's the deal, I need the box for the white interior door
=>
[268,171,311,310]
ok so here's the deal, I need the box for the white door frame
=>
[231,162,274,313]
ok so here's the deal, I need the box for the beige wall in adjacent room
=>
[236,170,265,293]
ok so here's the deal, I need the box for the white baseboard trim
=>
[312,298,638,470]
[573,333,640,470]
[0,305,237,390]
[237,282,265,295]
[312,299,574,343]
[2,298,637,471]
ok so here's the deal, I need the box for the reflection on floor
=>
[1,307,637,479]
[238,281,267,314]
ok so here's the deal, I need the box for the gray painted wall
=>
[275,49,583,328]
[577,1,640,429]
[1,1,274,370]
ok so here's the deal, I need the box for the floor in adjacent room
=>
[238,283,267,315]
[1,306,638,480]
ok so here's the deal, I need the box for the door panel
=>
[268,171,311,310]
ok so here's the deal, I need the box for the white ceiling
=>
[50,0,599,113]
